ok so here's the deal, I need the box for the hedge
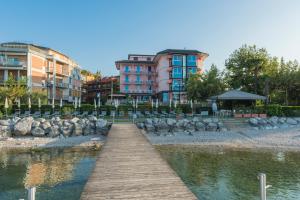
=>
[255,105,300,117]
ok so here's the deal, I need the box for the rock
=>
[41,121,51,130]
[60,127,73,137]
[220,127,228,131]
[73,123,83,136]
[192,117,200,122]
[294,118,300,123]
[14,117,34,136]
[31,121,40,128]
[278,117,286,124]
[279,123,289,129]
[286,118,298,125]
[47,125,60,137]
[258,118,267,125]
[70,117,80,123]
[207,122,218,131]
[145,124,155,132]
[145,118,153,125]
[166,118,176,126]
[31,127,45,137]
[152,118,159,125]
[96,119,108,128]
[185,122,196,132]
[212,118,219,123]
[0,120,10,126]
[88,116,97,121]
[83,127,94,135]
[35,118,46,123]
[157,120,169,132]
[195,121,205,131]
[269,116,278,125]
[0,125,12,137]
[136,122,144,129]
[203,118,213,124]
[249,118,258,126]
[12,117,21,124]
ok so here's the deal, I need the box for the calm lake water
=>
[157,146,300,200]
[0,148,99,200]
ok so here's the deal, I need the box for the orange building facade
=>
[0,42,81,102]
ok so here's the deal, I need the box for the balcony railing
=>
[122,70,155,75]
[0,60,26,68]
[46,81,69,88]
[123,89,154,94]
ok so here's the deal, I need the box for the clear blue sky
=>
[1,0,300,76]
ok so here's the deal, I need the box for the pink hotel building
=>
[115,49,208,103]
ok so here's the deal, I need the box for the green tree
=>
[187,64,225,101]
[224,45,271,95]
[0,74,27,104]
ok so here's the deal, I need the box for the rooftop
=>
[156,49,209,56]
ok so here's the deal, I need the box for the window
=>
[125,66,130,72]
[148,66,152,72]
[172,79,182,91]
[137,85,141,92]
[172,55,182,66]
[125,75,129,83]
[163,93,169,103]
[188,67,197,76]
[125,85,129,92]
[133,57,138,61]
[172,67,182,78]
[136,65,140,72]
[187,55,196,66]
[136,75,140,82]
[147,57,151,61]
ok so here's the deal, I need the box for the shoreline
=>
[142,126,300,152]
[0,135,106,151]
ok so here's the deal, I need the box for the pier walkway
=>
[81,124,196,200]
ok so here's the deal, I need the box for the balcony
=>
[122,70,153,75]
[0,60,26,68]
[46,81,68,88]
[46,68,69,77]
[57,82,69,88]
[135,80,143,84]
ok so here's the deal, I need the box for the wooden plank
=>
[81,124,197,200]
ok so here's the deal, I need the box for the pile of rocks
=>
[248,116,300,130]
[136,117,227,135]
[0,116,112,138]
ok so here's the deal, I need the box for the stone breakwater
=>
[136,117,228,135]
[0,116,112,138]
[248,117,300,130]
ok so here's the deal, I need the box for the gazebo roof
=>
[210,90,267,100]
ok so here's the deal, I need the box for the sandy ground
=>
[143,126,300,151]
[0,135,106,150]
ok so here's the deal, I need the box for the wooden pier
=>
[81,124,197,200]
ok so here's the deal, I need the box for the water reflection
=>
[0,148,99,200]
[157,147,300,200]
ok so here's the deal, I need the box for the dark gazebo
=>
[210,89,267,109]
